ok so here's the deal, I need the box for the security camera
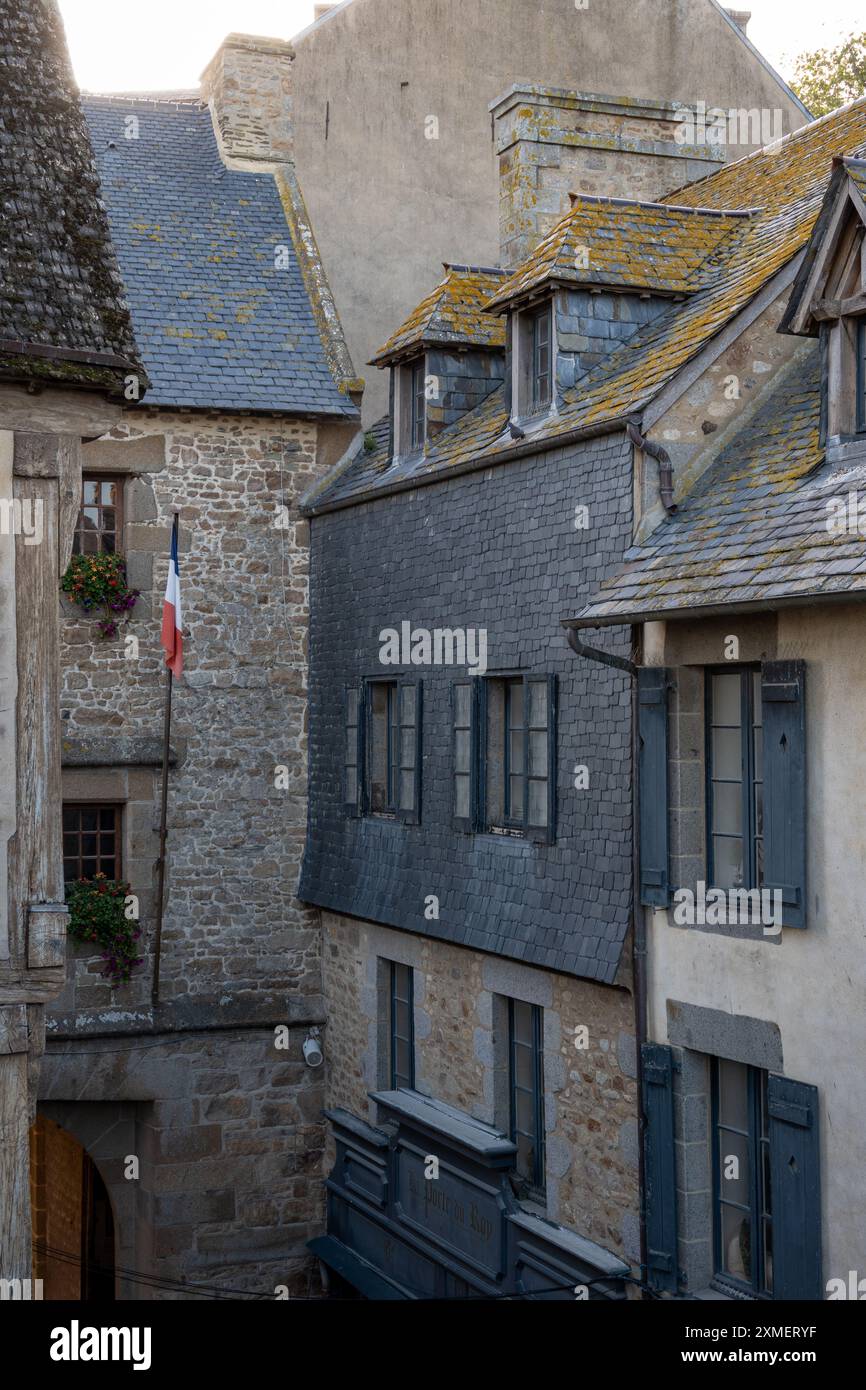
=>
[303,1029,323,1067]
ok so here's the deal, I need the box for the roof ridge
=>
[568,192,759,218]
[663,92,866,204]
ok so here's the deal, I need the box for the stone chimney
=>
[724,9,751,34]
[492,85,726,267]
[200,33,295,167]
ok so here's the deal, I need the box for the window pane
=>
[507,774,524,817]
[455,773,470,819]
[81,810,98,833]
[717,1127,750,1206]
[400,684,416,725]
[528,680,548,728]
[712,672,742,726]
[507,680,523,728]
[514,1042,534,1089]
[711,726,741,776]
[455,683,470,725]
[721,1204,751,1282]
[400,727,416,768]
[713,835,744,889]
[713,781,743,836]
[717,1059,749,1130]
[529,730,547,777]
[528,778,548,827]
[82,480,98,505]
[346,767,357,803]
[455,728,470,772]
[400,771,415,810]
[509,729,524,773]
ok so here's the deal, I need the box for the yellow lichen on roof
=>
[485,199,752,309]
[370,266,507,365]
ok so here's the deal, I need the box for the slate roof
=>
[571,349,859,624]
[370,265,508,365]
[310,96,866,513]
[0,0,143,394]
[83,96,357,416]
[484,198,754,308]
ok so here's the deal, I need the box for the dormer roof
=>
[369,265,508,366]
[779,156,866,337]
[483,196,756,311]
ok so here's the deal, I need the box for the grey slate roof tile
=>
[83,96,356,417]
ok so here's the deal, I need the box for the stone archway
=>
[29,1115,116,1301]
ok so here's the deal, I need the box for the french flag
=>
[161,515,183,678]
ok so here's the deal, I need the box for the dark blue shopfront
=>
[310,1090,629,1301]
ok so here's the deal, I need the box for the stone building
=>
[569,107,866,1299]
[286,0,810,415]
[36,73,360,1297]
[0,0,144,1293]
[299,75,866,1297]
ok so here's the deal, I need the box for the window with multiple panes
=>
[706,667,763,891]
[73,476,123,555]
[344,679,422,823]
[712,1058,772,1296]
[530,305,552,412]
[368,680,399,813]
[388,961,415,1090]
[454,673,554,841]
[62,804,121,883]
[509,998,545,1195]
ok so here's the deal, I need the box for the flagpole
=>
[152,512,178,1008]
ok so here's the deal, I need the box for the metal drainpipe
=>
[565,624,649,1296]
[627,421,677,516]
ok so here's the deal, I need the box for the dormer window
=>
[393,355,426,457]
[513,300,553,421]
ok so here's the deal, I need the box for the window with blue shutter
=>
[346,679,422,822]
[641,1041,678,1292]
[761,661,807,928]
[638,667,670,906]
[768,1075,822,1300]
[396,678,422,825]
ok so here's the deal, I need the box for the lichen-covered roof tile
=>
[370,265,508,365]
[0,0,144,392]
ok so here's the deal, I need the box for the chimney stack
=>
[200,33,295,167]
[491,85,725,267]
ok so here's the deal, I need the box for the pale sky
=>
[57,0,866,94]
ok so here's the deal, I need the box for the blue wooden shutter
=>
[641,1042,678,1292]
[524,673,556,844]
[344,682,364,816]
[761,661,806,927]
[396,679,422,824]
[638,667,670,906]
[768,1075,822,1300]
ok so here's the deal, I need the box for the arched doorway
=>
[29,1115,116,1301]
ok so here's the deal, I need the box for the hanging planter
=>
[60,552,140,638]
[65,874,143,987]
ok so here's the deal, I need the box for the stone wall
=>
[42,406,329,1294]
[321,912,640,1263]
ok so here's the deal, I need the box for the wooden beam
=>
[810,291,866,322]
